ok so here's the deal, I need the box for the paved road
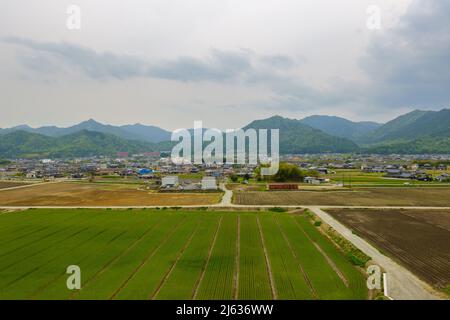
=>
[216,183,233,206]
[308,207,442,300]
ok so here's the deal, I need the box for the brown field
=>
[234,188,450,207]
[0,182,221,206]
[0,181,30,189]
[325,209,450,290]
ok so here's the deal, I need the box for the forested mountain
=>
[300,115,381,140]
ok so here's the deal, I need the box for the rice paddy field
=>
[0,209,367,300]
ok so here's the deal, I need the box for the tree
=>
[273,162,305,182]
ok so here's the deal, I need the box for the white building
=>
[201,176,217,190]
[161,175,179,187]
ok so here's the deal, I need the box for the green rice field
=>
[0,209,367,300]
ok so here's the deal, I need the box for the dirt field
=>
[234,188,450,206]
[0,181,30,189]
[325,209,450,290]
[0,182,221,206]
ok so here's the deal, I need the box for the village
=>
[1,153,449,192]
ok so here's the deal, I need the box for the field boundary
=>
[308,207,441,300]
[71,218,164,297]
[256,216,277,300]
[28,228,110,298]
[275,217,317,298]
[0,181,59,192]
[293,217,349,288]
[0,226,89,272]
[31,216,161,299]
[192,216,223,299]
[109,217,186,299]
[151,223,199,299]
[233,215,240,300]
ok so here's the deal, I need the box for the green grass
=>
[328,169,450,187]
[0,209,367,300]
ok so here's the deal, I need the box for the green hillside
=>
[245,116,359,153]
[0,130,164,158]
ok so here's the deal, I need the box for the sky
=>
[0,0,449,130]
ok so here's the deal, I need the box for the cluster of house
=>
[160,175,218,190]
[362,163,449,181]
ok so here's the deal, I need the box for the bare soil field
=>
[0,182,220,206]
[325,208,450,290]
[0,181,30,189]
[234,188,450,207]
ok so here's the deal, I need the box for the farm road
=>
[308,207,443,300]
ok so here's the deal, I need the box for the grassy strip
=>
[295,213,367,299]
[304,210,371,268]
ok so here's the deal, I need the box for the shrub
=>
[268,207,287,213]
[347,252,367,267]
[314,221,322,227]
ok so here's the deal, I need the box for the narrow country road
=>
[0,180,62,192]
[307,207,442,300]
[216,183,233,206]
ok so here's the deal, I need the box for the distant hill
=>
[1,109,449,156]
[0,119,171,143]
[360,109,450,153]
[244,116,359,153]
[120,123,171,143]
[0,130,168,158]
[300,115,381,140]
[359,110,429,143]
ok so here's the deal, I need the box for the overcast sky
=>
[0,0,448,130]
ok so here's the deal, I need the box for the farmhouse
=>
[436,173,450,182]
[161,175,179,187]
[201,176,217,190]
[304,177,329,184]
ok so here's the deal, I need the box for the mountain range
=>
[0,108,449,158]
[0,119,171,143]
